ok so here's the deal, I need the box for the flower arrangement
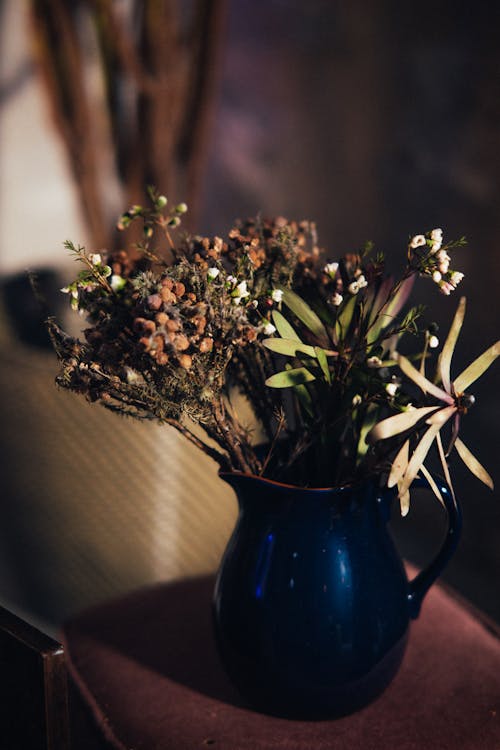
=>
[50,190,499,513]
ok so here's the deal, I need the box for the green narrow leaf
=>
[265,367,316,389]
[335,295,357,343]
[314,347,331,383]
[357,406,379,460]
[366,405,441,444]
[399,423,441,497]
[388,439,409,488]
[397,354,454,403]
[419,464,445,508]
[368,276,393,328]
[368,275,415,343]
[271,310,302,343]
[453,341,500,393]
[398,484,411,517]
[281,287,329,347]
[425,405,457,426]
[454,437,494,490]
[438,296,466,393]
[263,338,317,358]
[435,432,457,505]
[294,383,314,418]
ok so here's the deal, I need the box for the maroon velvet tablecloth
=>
[62,575,500,750]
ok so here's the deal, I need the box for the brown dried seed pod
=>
[156,352,169,365]
[147,294,163,310]
[178,353,192,369]
[161,277,174,289]
[173,282,185,297]
[134,317,156,334]
[187,292,196,302]
[153,335,165,352]
[139,336,152,351]
[160,287,176,304]
[194,316,207,334]
[173,334,190,352]
[155,312,168,326]
[166,318,181,333]
[199,337,213,353]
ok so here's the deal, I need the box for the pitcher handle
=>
[406,474,462,619]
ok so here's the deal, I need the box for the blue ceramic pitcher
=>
[213,472,461,718]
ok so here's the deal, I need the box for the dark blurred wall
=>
[200,0,500,619]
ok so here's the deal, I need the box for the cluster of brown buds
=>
[134,276,215,370]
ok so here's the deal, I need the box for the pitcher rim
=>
[218,469,382,494]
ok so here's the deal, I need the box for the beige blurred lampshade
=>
[0,300,237,625]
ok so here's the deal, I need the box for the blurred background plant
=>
[29,0,227,248]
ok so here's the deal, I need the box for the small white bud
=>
[432,270,442,283]
[348,281,360,294]
[367,356,383,368]
[429,335,439,349]
[263,322,276,336]
[236,280,249,298]
[450,271,464,286]
[88,253,102,266]
[332,292,343,306]
[207,267,220,280]
[352,394,362,407]
[385,382,399,397]
[323,262,339,277]
[110,274,126,291]
[271,289,283,303]
[409,234,426,249]
[175,202,188,214]
[357,274,368,289]
[439,281,454,296]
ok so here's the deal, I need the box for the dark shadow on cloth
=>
[63,575,248,707]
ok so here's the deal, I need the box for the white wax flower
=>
[409,234,426,249]
[88,253,102,265]
[323,262,339,277]
[385,382,399,397]
[450,271,464,286]
[263,322,276,336]
[110,274,126,292]
[348,281,360,294]
[207,267,220,280]
[332,292,343,306]
[432,270,442,283]
[429,335,439,349]
[236,280,249,297]
[357,274,368,289]
[271,289,283,303]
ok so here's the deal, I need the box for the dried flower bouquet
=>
[50,191,499,512]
